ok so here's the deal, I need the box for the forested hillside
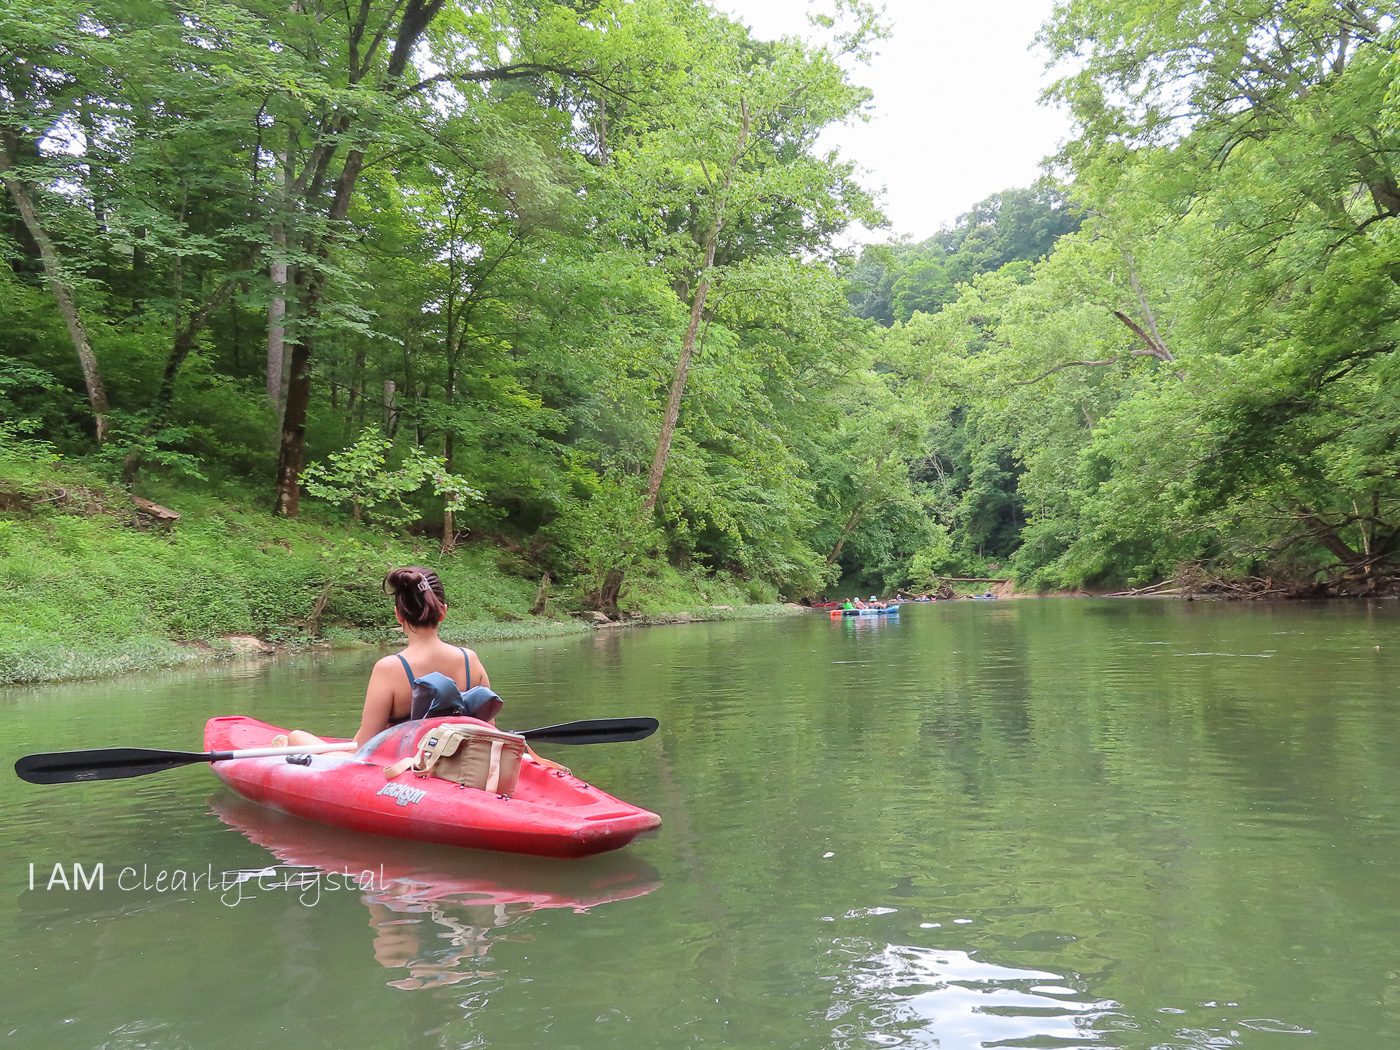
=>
[2,0,1396,657]
[932,0,1400,597]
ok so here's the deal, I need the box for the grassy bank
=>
[0,457,799,686]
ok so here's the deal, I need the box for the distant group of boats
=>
[808,591,999,615]
[827,605,901,619]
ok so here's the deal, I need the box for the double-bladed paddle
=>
[14,716,660,785]
[519,717,658,745]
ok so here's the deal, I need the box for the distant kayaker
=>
[276,566,494,748]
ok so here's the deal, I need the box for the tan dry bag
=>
[383,722,526,796]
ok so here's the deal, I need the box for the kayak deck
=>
[205,716,661,859]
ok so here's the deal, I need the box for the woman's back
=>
[394,640,481,690]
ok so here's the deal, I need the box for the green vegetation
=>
[2,1,1397,683]
[836,3,1399,599]
[0,449,795,683]
[0,451,540,683]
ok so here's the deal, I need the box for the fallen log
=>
[132,496,180,529]
[1106,580,1181,597]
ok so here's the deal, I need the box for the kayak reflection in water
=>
[211,797,663,991]
[367,897,517,990]
[278,566,496,748]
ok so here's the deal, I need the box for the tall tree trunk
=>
[641,99,749,514]
[130,226,147,315]
[643,240,716,513]
[123,277,240,481]
[383,379,398,435]
[228,294,242,372]
[441,427,456,554]
[441,350,458,553]
[274,151,365,515]
[605,101,751,610]
[272,0,445,517]
[825,506,865,569]
[267,241,288,408]
[347,347,365,425]
[274,335,313,516]
[267,151,292,411]
[442,236,459,554]
[0,138,110,444]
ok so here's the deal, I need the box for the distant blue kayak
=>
[828,606,900,618]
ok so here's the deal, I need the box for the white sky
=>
[716,0,1073,243]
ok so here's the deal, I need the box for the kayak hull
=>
[204,716,662,859]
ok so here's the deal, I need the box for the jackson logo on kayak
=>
[377,782,427,807]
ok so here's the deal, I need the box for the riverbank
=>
[0,460,802,686]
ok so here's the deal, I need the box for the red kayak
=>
[204,715,662,859]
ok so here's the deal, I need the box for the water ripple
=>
[821,940,1119,1048]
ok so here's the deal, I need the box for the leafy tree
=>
[301,427,477,527]
[565,0,882,610]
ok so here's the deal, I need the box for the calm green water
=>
[3,599,1400,1048]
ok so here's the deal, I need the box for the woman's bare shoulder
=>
[370,653,407,675]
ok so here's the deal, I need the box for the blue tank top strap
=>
[395,653,415,684]
[459,647,472,690]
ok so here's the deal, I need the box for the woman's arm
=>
[470,652,490,692]
[355,658,402,746]
[468,651,497,724]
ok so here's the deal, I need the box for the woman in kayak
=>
[277,566,492,747]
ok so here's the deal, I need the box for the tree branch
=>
[398,61,600,100]
[1011,351,1165,385]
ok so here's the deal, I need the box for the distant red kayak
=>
[204,715,662,859]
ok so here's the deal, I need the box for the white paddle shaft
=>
[215,742,358,760]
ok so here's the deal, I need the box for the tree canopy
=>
[3,0,1396,607]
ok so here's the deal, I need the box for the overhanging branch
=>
[399,61,605,100]
[1010,347,1161,385]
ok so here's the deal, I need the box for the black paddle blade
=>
[14,747,210,785]
[516,717,659,745]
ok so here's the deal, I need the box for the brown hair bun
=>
[384,566,447,628]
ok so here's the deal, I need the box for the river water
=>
[3,599,1399,1048]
